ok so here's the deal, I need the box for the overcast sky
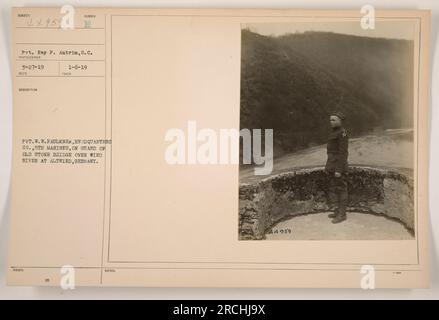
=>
[242,20,416,40]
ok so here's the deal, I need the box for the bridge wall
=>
[239,167,414,240]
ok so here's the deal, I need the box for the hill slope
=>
[240,30,414,155]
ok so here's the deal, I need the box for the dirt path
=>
[240,129,413,184]
[265,212,413,240]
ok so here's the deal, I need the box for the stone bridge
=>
[239,166,414,240]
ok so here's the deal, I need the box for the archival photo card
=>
[8,8,430,288]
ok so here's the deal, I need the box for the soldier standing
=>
[325,110,349,224]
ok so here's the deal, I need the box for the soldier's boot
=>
[328,208,338,219]
[332,192,347,224]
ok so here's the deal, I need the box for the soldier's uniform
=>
[325,121,349,223]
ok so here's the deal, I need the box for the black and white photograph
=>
[239,20,417,241]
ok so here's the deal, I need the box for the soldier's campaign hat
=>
[331,110,346,121]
